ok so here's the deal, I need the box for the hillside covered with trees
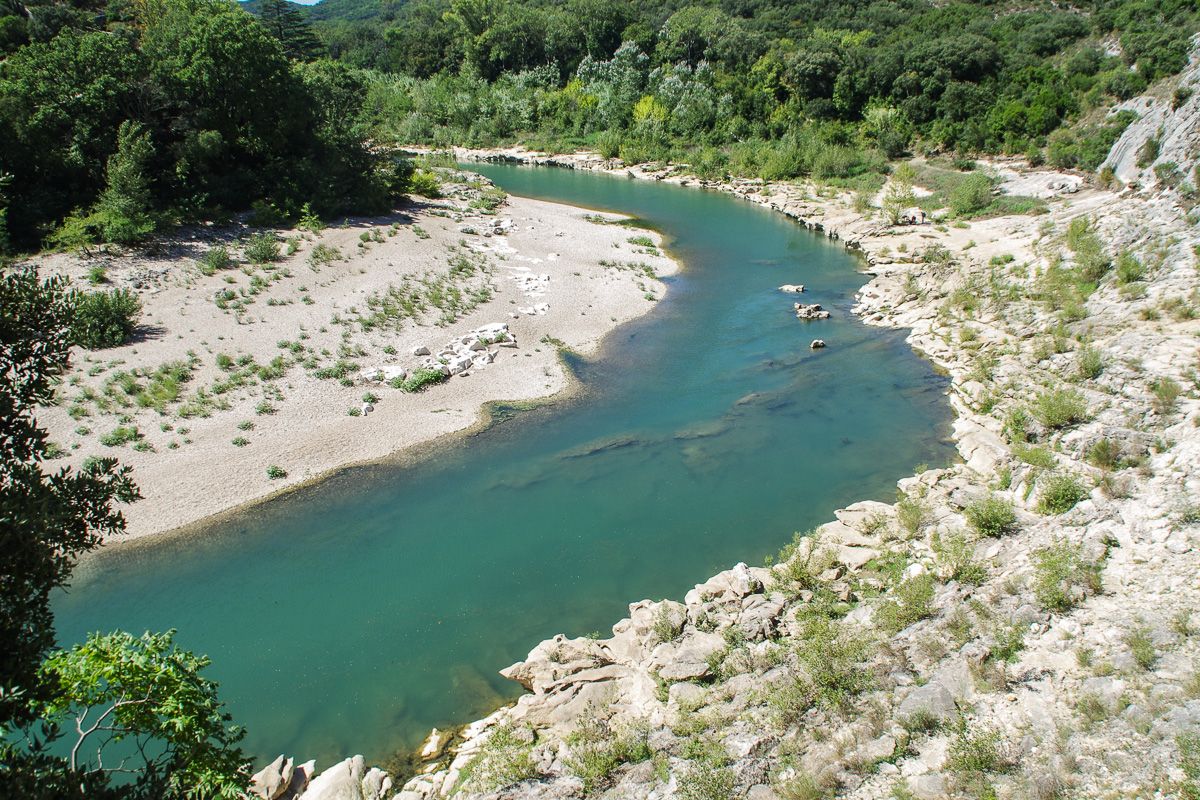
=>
[0,0,412,252]
[301,0,1198,183]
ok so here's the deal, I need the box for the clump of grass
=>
[1033,540,1102,611]
[876,573,936,634]
[1036,474,1089,515]
[933,531,987,584]
[794,615,875,709]
[455,724,537,794]
[564,717,651,794]
[198,245,234,275]
[1151,377,1183,415]
[1125,621,1157,671]
[896,493,931,537]
[1033,388,1088,430]
[99,425,141,447]
[231,436,249,447]
[266,465,287,479]
[244,232,280,264]
[964,494,1017,537]
[1077,346,1105,380]
[392,367,448,393]
[946,721,1012,794]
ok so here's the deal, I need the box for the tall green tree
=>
[93,121,158,245]
[257,0,322,61]
[0,271,246,799]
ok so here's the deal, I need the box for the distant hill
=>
[239,0,406,23]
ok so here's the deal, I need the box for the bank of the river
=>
[293,119,1200,798]
[33,175,676,543]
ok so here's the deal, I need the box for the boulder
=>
[897,681,957,724]
[794,303,831,320]
[810,339,826,349]
[249,755,294,800]
[778,284,805,293]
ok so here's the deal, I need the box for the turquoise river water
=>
[54,164,954,766]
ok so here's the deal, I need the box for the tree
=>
[38,630,248,799]
[882,163,917,225]
[257,0,322,61]
[0,272,246,799]
[0,272,137,726]
[93,121,158,245]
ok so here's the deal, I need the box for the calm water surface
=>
[55,165,954,765]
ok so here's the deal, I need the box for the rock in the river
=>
[794,303,831,320]
[810,339,827,349]
[778,284,805,293]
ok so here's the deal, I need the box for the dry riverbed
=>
[32,173,676,542]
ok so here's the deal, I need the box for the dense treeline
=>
[305,0,1197,182]
[0,0,411,251]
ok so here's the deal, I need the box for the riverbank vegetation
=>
[307,0,1197,185]
[3,0,1196,258]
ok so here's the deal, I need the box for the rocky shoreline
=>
[252,73,1200,799]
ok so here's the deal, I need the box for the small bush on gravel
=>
[266,465,287,479]
[71,288,142,349]
[395,367,448,393]
[243,232,280,263]
[876,573,936,633]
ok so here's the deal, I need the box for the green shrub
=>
[1076,346,1104,380]
[947,722,1010,790]
[964,494,1017,537]
[1033,540,1101,611]
[1115,250,1145,285]
[409,169,443,198]
[198,246,233,275]
[456,725,537,794]
[1036,474,1088,515]
[87,265,108,285]
[933,531,987,585]
[99,425,141,447]
[896,494,931,537]
[395,367,447,393]
[71,289,143,349]
[266,465,287,479]
[1125,621,1157,670]
[1151,377,1183,415]
[308,243,341,269]
[244,232,281,264]
[1032,388,1088,429]
[1086,438,1121,470]
[876,573,935,634]
[795,616,874,709]
[564,718,651,794]
[949,173,994,216]
[1179,733,1200,800]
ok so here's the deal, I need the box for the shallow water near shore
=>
[54,165,954,765]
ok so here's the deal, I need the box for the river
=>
[55,164,954,765]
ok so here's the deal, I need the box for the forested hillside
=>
[301,0,1198,181]
[3,0,1197,254]
[0,0,411,252]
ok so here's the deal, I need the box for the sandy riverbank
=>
[33,172,677,543]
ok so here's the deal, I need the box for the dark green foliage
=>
[0,0,410,251]
[332,0,1198,168]
[0,273,138,729]
[257,0,322,60]
[70,289,143,349]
